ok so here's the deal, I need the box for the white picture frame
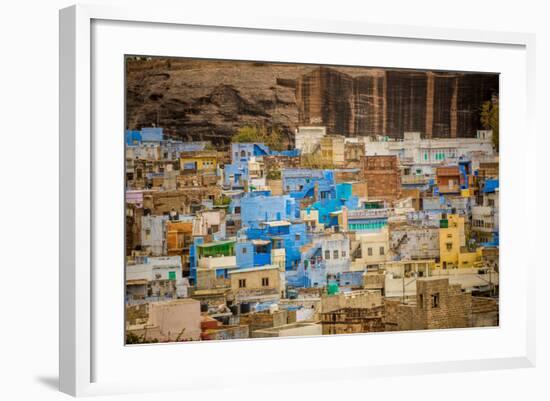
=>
[59,4,536,397]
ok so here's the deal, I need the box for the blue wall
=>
[141,127,163,142]
[282,169,335,200]
[244,222,308,270]
[483,179,499,193]
[240,195,297,228]
[125,130,141,146]
[189,237,204,283]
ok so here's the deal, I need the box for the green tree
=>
[480,96,499,150]
[232,125,287,151]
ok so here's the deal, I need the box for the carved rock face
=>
[126,59,498,144]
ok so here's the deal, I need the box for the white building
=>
[348,130,494,168]
[295,126,326,154]
[126,255,188,299]
[141,215,169,256]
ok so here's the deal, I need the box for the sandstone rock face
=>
[126,58,498,144]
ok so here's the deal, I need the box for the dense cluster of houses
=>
[125,126,499,343]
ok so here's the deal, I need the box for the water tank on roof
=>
[240,303,251,314]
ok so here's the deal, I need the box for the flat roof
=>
[228,265,280,275]
[197,239,236,248]
[261,220,291,227]
[251,239,271,246]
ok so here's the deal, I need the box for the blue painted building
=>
[141,127,164,142]
[242,221,309,270]
[223,143,270,188]
[458,159,473,190]
[231,143,270,165]
[188,237,204,284]
[310,183,359,227]
[125,127,164,146]
[282,169,335,199]
[482,178,499,194]
[125,130,142,146]
[240,194,298,228]
[345,208,389,233]
[235,239,272,268]
[287,233,351,288]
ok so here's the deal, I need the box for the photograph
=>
[124,57,500,344]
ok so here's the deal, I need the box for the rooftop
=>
[228,265,280,275]
[261,220,291,227]
[197,239,236,248]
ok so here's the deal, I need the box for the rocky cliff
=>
[126,58,498,144]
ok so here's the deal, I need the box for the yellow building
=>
[318,135,345,167]
[438,214,481,269]
[300,209,325,232]
[180,151,218,173]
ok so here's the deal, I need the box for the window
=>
[431,293,440,308]
[295,234,301,241]
[242,247,247,254]
[342,251,346,258]
[325,250,330,260]
[446,243,452,251]
[168,271,176,281]
[261,277,269,287]
[367,247,373,256]
[379,246,385,255]
[333,250,339,259]
[419,294,423,308]
[238,279,246,288]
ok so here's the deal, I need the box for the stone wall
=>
[239,310,289,332]
[361,155,402,200]
[149,188,221,215]
[296,67,498,138]
[396,278,473,331]
[320,306,385,335]
[203,325,250,341]
[470,296,499,327]
[127,59,498,142]
[321,290,383,313]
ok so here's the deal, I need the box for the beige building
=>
[319,135,345,167]
[350,227,391,271]
[321,289,383,313]
[229,265,285,300]
[251,322,322,338]
[127,299,202,343]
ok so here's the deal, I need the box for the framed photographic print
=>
[59,4,536,397]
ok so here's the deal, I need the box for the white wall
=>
[0,1,548,401]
